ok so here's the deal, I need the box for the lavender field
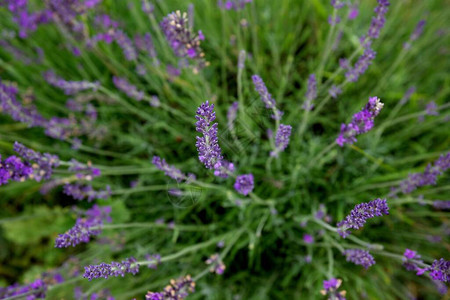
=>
[0,0,449,299]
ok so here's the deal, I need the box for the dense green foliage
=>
[0,0,449,299]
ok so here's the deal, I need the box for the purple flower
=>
[425,101,438,116]
[13,142,60,181]
[404,20,426,49]
[83,257,139,280]
[43,71,100,95]
[114,30,138,61]
[205,254,226,275]
[348,5,359,20]
[433,200,450,210]
[393,152,450,196]
[252,75,283,119]
[63,184,111,201]
[367,0,390,39]
[328,85,342,99]
[146,275,195,300]
[134,33,157,59]
[399,86,416,105]
[402,249,424,273]
[343,249,375,269]
[336,96,384,146]
[113,76,144,101]
[160,11,207,70]
[55,205,111,248]
[302,74,317,111]
[0,278,47,299]
[234,174,254,196]
[145,254,161,269]
[303,234,314,244]
[337,198,389,238]
[321,278,346,300]
[428,259,449,282]
[270,124,292,157]
[345,47,377,82]
[218,0,252,10]
[195,101,224,170]
[0,79,47,127]
[152,156,189,182]
[330,0,345,9]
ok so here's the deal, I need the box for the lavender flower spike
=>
[43,71,100,95]
[428,258,449,282]
[321,278,346,300]
[195,101,223,170]
[83,257,139,280]
[252,75,283,120]
[146,275,195,300]
[302,74,317,111]
[234,174,254,196]
[152,156,187,182]
[113,76,144,101]
[55,205,111,248]
[343,249,375,269]
[336,96,384,146]
[270,124,292,157]
[337,198,389,238]
[393,152,450,196]
[404,20,426,49]
[160,10,207,70]
[0,79,47,127]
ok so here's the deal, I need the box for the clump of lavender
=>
[83,257,139,280]
[428,259,449,282]
[343,249,375,269]
[234,174,254,196]
[392,152,450,196]
[320,278,346,300]
[336,96,384,146]
[113,76,144,101]
[43,71,100,95]
[145,275,196,300]
[404,20,426,49]
[218,0,252,10]
[270,124,292,157]
[337,198,389,238]
[0,79,47,127]
[252,75,283,120]
[55,205,111,248]
[160,10,207,71]
[205,254,226,275]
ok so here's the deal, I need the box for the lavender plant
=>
[0,0,448,299]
